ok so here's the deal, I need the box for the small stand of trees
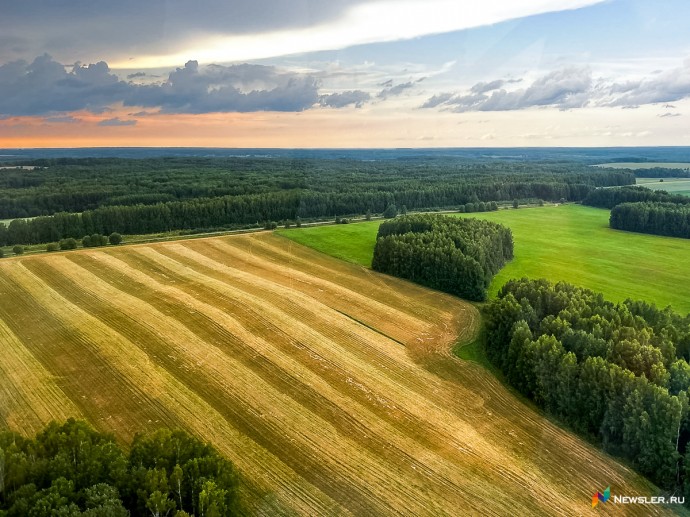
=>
[372,215,513,301]
[484,278,690,497]
[583,185,690,209]
[0,419,242,516]
[610,202,690,239]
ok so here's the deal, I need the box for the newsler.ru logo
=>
[592,486,685,507]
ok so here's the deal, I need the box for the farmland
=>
[0,232,673,515]
[636,177,690,196]
[280,204,690,314]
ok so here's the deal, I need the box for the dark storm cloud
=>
[127,72,147,80]
[125,60,320,113]
[0,1,383,63]
[0,55,321,116]
[319,90,370,108]
[0,55,130,116]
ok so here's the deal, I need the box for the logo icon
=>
[592,486,611,508]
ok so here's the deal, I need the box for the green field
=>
[279,204,690,314]
[636,177,690,196]
[596,162,690,170]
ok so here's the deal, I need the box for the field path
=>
[0,233,678,515]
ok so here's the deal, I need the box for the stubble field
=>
[0,232,676,515]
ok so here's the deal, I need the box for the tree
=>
[12,245,23,255]
[365,210,372,221]
[108,232,122,245]
[59,238,77,250]
[512,199,519,209]
[0,249,4,258]
[198,480,228,517]
[46,242,59,252]
[383,204,398,219]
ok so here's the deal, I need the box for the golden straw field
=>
[0,233,673,515]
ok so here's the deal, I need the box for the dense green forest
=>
[0,158,633,246]
[583,185,690,209]
[0,419,241,516]
[0,158,633,219]
[484,278,690,496]
[371,215,513,301]
[630,167,690,178]
[610,202,690,239]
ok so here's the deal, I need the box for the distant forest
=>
[0,157,633,246]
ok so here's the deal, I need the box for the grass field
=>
[279,204,690,314]
[0,232,675,515]
[636,177,690,196]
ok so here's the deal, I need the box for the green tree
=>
[108,232,122,245]
[12,245,23,255]
[82,484,128,517]
[198,480,227,517]
[383,204,397,218]
[59,238,78,250]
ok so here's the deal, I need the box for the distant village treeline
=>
[0,158,632,246]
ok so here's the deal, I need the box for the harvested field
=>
[0,233,675,515]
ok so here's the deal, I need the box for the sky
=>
[1,0,689,148]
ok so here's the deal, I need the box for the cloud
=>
[319,90,370,108]
[0,1,608,66]
[470,79,506,94]
[127,72,147,79]
[431,67,592,112]
[603,61,690,107]
[377,79,423,100]
[420,92,454,108]
[125,60,320,113]
[421,62,690,112]
[43,115,79,124]
[0,54,129,116]
[0,55,321,115]
[98,117,137,126]
[659,112,681,118]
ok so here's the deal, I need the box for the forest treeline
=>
[582,185,690,209]
[630,167,690,178]
[0,158,633,246]
[484,278,690,496]
[583,186,690,239]
[371,215,513,301]
[610,202,690,239]
[0,419,241,516]
[0,158,634,219]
